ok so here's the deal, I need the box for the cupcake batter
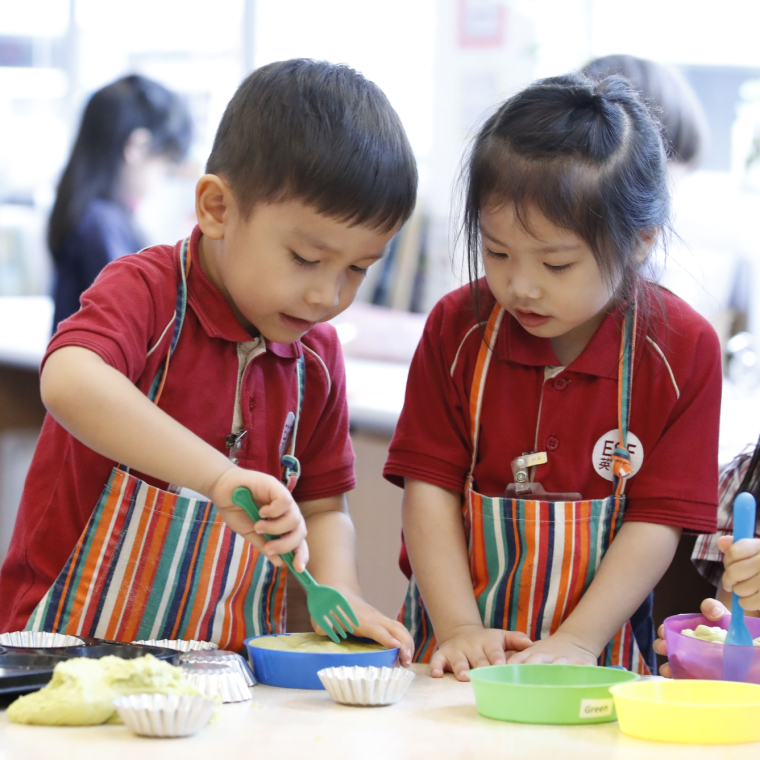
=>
[682,624,760,646]
[7,654,205,725]
[249,633,387,654]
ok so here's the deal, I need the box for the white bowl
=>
[179,661,252,703]
[317,666,415,706]
[0,631,84,648]
[180,650,256,686]
[114,692,215,738]
[132,639,218,652]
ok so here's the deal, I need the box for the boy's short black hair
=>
[206,59,417,231]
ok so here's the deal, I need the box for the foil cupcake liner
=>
[0,631,84,648]
[132,638,219,652]
[317,666,415,706]
[180,650,257,687]
[114,693,215,738]
[180,661,252,703]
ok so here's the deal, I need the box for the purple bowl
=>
[664,613,760,683]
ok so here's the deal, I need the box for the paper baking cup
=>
[180,661,252,703]
[180,650,256,687]
[132,639,218,653]
[317,666,415,706]
[114,693,215,738]
[0,631,84,648]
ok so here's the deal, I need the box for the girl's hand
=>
[507,630,597,666]
[718,534,760,611]
[652,598,728,677]
[311,592,414,667]
[208,466,308,571]
[430,625,533,681]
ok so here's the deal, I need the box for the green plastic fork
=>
[232,486,360,644]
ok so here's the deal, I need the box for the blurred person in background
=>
[49,74,192,328]
[582,54,748,351]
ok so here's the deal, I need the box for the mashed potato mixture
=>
[7,654,206,726]
[682,624,760,646]
[249,633,387,654]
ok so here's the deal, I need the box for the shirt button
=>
[547,436,559,451]
[248,397,255,411]
[553,377,569,391]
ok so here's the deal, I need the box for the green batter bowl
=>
[470,663,639,724]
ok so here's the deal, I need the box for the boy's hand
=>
[653,598,728,677]
[312,592,414,667]
[507,630,597,667]
[208,467,308,571]
[718,534,760,611]
[430,625,533,681]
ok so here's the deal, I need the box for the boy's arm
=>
[41,345,308,567]
[509,520,681,665]
[403,478,531,680]
[298,494,414,665]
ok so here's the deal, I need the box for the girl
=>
[384,73,723,678]
[49,75,192,328]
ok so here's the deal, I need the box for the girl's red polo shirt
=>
[385,281,721,539]
[0,226,354,632]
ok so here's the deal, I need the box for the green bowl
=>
[470,664,639,724]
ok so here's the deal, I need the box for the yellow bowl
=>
[610,679,760,744]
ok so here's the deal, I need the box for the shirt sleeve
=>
[44,253,168,384]
[623,317,722,533]
[384,298,474,494]
[291,328,356,502]
[692,454,757,586]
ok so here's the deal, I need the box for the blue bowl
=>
[244,634,399,689]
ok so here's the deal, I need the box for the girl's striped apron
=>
[400,301,653,674]
[26,238,304,651]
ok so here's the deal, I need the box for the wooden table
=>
[0,664,756,760]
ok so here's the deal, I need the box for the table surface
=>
[0,664,756,760]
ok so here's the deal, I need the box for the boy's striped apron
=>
[26,238,304,652]
[400,301,653,674]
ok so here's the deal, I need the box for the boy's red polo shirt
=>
[385,281,721,576]
[0,226,355,632]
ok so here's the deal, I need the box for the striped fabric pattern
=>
[26,468,286,651]
[400,302,650,675]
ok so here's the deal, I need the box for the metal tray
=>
[0,637,180,697]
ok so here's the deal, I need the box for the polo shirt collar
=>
[183,225,301,358]
[500,301,633,380]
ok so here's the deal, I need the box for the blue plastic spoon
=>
[722,491,757,682]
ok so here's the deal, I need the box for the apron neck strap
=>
[611,295,638,496]
[147,237,192,406]
[280,354,305,492]
[467,305,504,476]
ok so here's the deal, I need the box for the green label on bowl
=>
[579,698,614,719]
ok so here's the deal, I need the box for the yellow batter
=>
[7,654,206,726]
[249,632,387,654]
[682,624,760,646]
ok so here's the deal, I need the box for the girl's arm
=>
[509,520,681,665]
[403,478,532,680]
[41,345,308,567]
[298,495,413,664]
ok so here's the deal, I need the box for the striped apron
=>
[401,301,653,674]
[26,238,304,651]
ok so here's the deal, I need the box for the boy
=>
[0,59,416,658]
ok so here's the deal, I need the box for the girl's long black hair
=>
[48,74,192,259]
